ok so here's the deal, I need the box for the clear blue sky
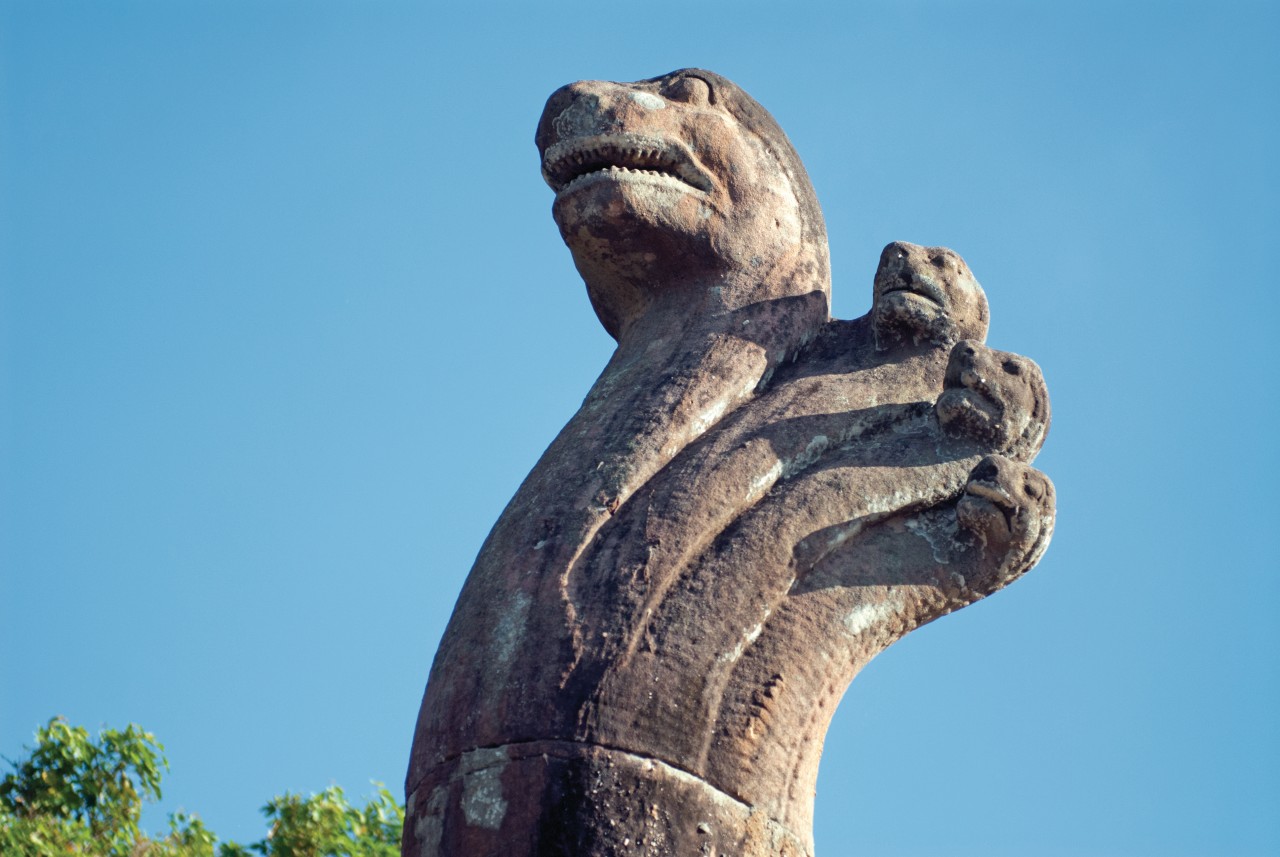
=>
[2,2,1277,855]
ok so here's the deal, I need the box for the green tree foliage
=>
[0,718,404,857]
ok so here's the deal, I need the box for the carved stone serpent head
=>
[536,69,830,343]
[406,70,1054,857]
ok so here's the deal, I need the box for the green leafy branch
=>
[0,718,403,857]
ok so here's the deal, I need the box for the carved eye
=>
[664,75,712,106]
[1002,360,1022,376]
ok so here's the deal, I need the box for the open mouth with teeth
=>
[542,135,715,196]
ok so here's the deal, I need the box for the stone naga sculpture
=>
[403,69,1055,857]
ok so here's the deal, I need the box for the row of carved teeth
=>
[546,144,711,193]
[562,165,685,192]
[549,145,674,176]
[567,146,668,168]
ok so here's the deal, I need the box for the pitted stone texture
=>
[406,69,1054,856]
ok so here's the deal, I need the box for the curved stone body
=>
[404,70,1054,856]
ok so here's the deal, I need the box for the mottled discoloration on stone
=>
[410,786,446,857]
[405,69,1054,856]
[458,748,508,830]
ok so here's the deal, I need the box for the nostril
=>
[973,457,1001,481]
[880,241,910,266]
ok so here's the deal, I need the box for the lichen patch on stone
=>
[460,748,509,830]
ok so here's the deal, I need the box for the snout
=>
[944,339,983,389]
[535,81,669,156]
[875,241,922,282]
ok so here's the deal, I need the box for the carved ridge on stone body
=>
[412,740,811,857]
[405,68,1055,857]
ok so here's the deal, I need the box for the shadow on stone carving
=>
[404,69,1054,857]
